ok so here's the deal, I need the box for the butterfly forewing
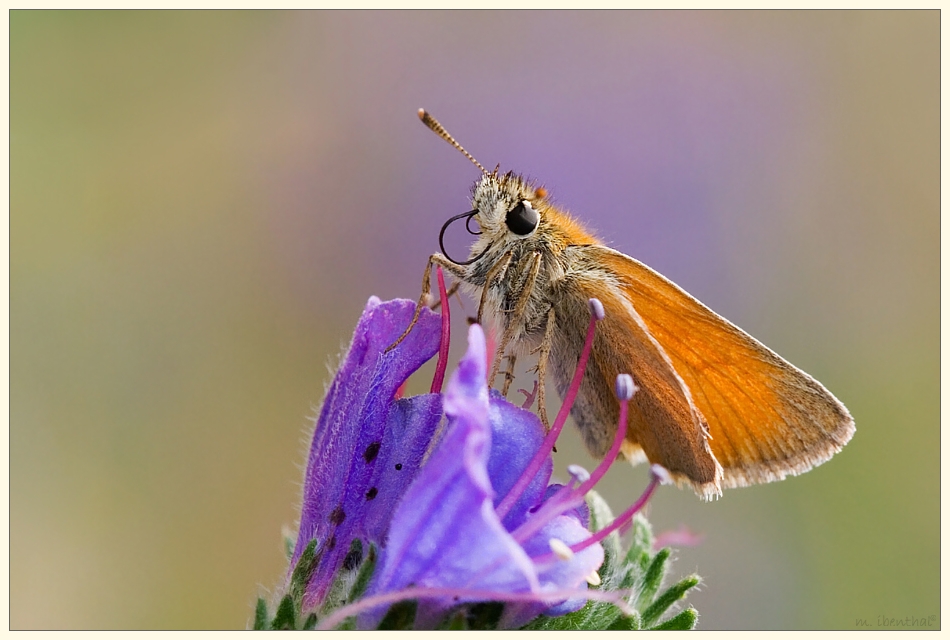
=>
[580,246,854,489]
[549,257,720,497]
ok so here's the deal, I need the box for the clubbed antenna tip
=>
[417,108,490,177]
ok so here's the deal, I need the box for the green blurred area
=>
[11,11,938,630]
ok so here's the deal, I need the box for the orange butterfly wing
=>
[566,245,854,492]
[553,273,721,498]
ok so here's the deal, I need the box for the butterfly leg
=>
[500,353,518,397]
[386,253,466,353]
[476,250,513,326]
[532,306,557,429]
[489,252,542,389]
[429,280,462,311]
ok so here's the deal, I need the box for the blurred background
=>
[11,11,938,630]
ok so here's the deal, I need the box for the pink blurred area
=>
[11,11,938,630]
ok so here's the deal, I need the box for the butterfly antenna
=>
[418,109,490,177]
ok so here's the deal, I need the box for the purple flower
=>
[288,285,667,630]
[360,323,604,629]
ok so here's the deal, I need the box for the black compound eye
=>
[505,200,539,236]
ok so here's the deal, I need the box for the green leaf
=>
[520,600,627,631]
[320,539,364,614]
[585,490,623,590]
[289,538,320,608]
[607,611,642,630]
[466,602,505,630]
[270,594,297,630]
[378,600,417,630]
[649,607,698,630]
[439,610,468,630]
[282,529,296,561]
[252,597,268,630]
[519,604,588,630]
[635,547,671,610]
[627,512,655,573]
[301,612,318,630]
[347,543,378,603]
[640,574,700,628]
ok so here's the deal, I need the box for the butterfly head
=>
[471,171,547,241]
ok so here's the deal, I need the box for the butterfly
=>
[394,109,854,499]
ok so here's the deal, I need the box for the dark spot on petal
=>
[329,505,346,525]
[327,535,337,551]
[366,487,378,500]
[343,545,363,571]
[363,441,381,463]
[395,463,403,471]
[552,445,558,453]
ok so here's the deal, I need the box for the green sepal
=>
[282,529,296,561]
[607,611,642,630]
[320,539,364,614]
[466,601,505,629]
[635,546,671,610]
[649,607,698,630]
[253,597,268,630]
[377,600,417,630]
[521,600,627,631]
[625,512,655,575]
[322,543,379,630]
[301,612,318,630]
[270,594,297,630]
[640,574,701,628]
[288,538,320,609]
[347,543,377,603]
[440,610,468,630]
[586,490,624,589]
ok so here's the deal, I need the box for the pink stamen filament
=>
[495,305,601,520]
[511,395,629,544]
[484,329,496,383]
[530,472,660,566]
[569,472,659,555]
[573,393,628,496]
[315,584,635,631]
[430,266,451,394]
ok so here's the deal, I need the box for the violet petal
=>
[501,514,605,628]
[363,326,541,626]
[486,391,553,531]
[292,297,442,606]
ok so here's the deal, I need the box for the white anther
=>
[587,298,605,321]
[614,373,637,401]
[567,464,591,484]
[549,538,575,561]
[585,570,602,586]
